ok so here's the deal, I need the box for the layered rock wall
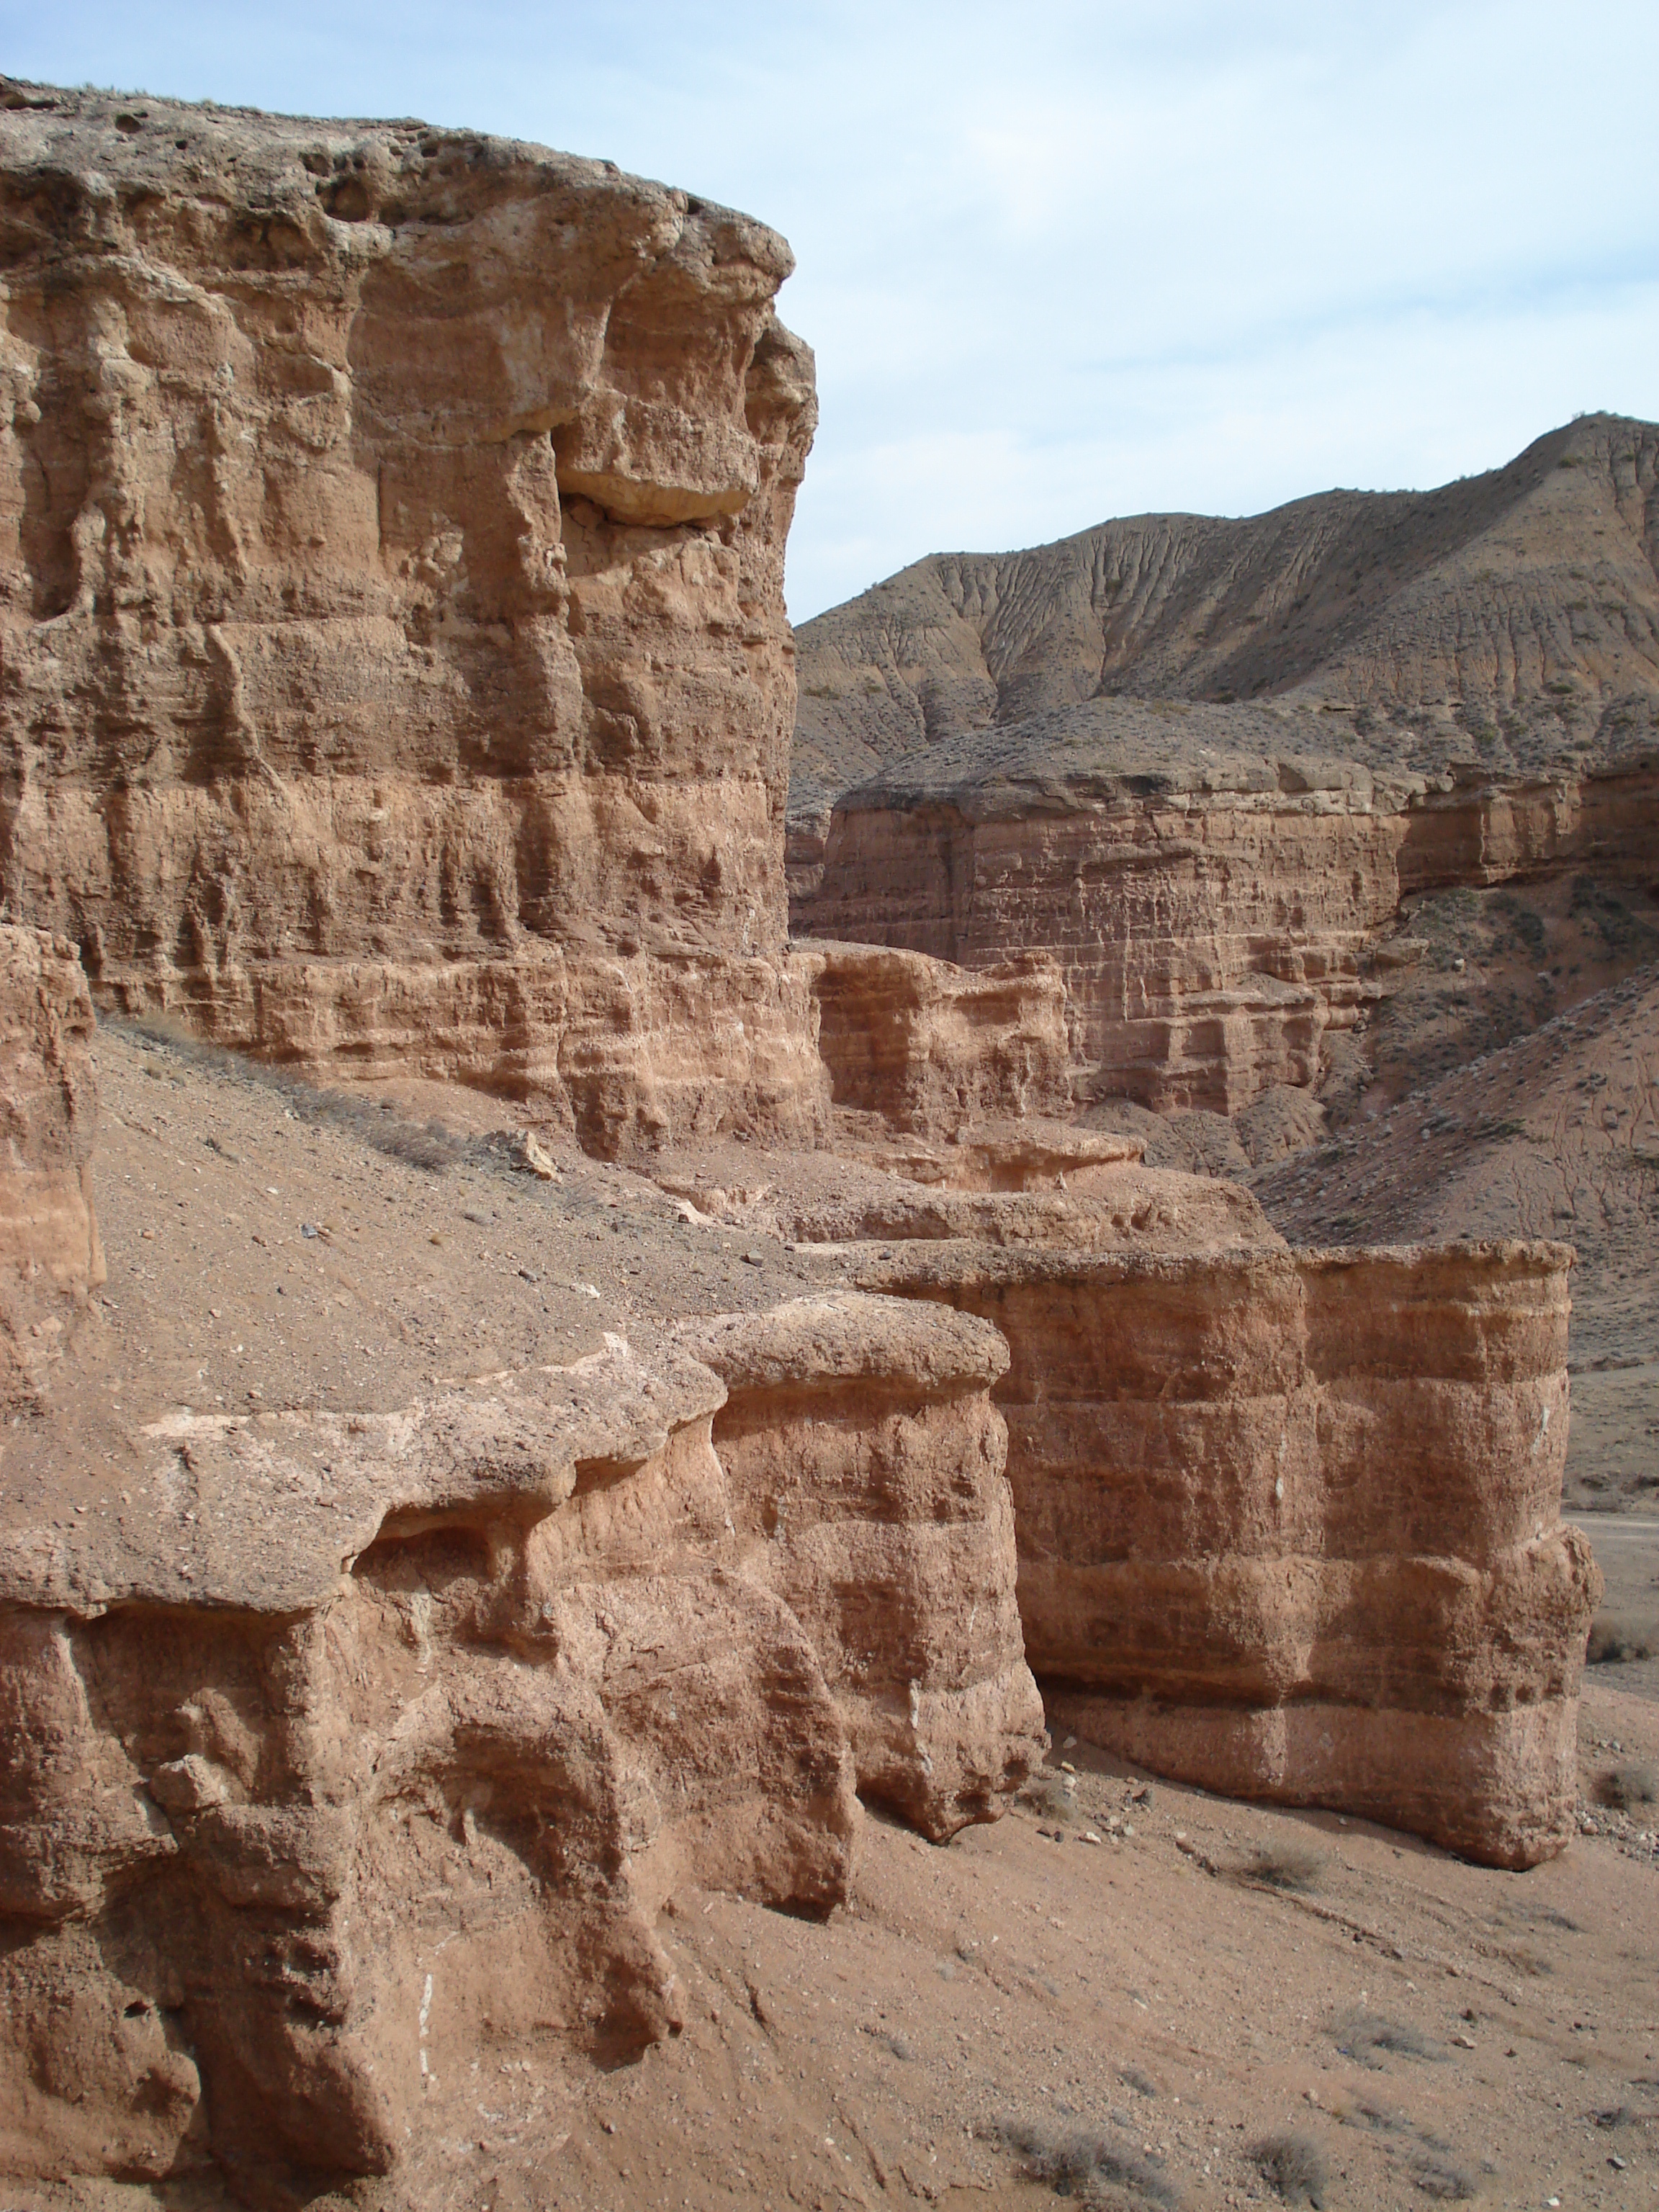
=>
[845,1235,1596,1866]
[0,83,826,1155]
[679,1293,1044,1838]
[796,938,1073,1135]
[799,763,1659,1114]
[0,1290,1039,2188]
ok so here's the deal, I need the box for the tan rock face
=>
[0,1344,853,2182]
[0,1287,1042,2187]
[0,924,103,1406]
[797,748,1659,1116]
[800,770,1403,1112]
[679,1293,1045,1838]
[796,939,1074,1134]
[0,84,826,1156]
[843,1236,1598,1869]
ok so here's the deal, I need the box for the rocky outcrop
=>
[792,411,1659,814]
[0,1277,1046,2190]
[837,1235,1597,1868]
[678,1293,1044,1838]
[0,923,103,1406]
[0,82,826,1156]
[792,412,1659,1118]
[797,938,1073,1134]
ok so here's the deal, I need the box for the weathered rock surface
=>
[796,714,1659,1113]
[833,1234,1598,1868]
[0,1273,1047,2189]
[0,81,826,1156]
[0,923,103,1407]
[0,1342,844,2183]
[679,1292,1044,1838]
[798,938,1073,1136]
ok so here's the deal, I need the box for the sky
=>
[5,2,1657,621]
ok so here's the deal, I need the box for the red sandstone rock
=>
[678,1292,1045,1838]
[797,939,1073,1135]
[837,1235,1599,1869]
[0,925,103,1408]
[0,1341,862,2183]
[0,83,825,1156]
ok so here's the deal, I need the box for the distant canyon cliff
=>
[791,415,1659,1115]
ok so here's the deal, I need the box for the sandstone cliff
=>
[845,1237,1599,1869]
[797,711,1659,1112]
[793,416,1659,1118]
[0,81,825,1156]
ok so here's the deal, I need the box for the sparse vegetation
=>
[1408,2148,1478,2200]
[1586,1615,1656,1665]
[1334,2009,1442,2069]
[1241,1841,1326,1893]
[1598,1762,1656,1811]
[1251,2130,1330,2207]
[988,2117,1179,2209]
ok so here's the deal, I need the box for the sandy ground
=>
[8,1030,1658,2212]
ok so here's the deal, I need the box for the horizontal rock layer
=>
[797,760,1659,1113]
[0,81,825,1154]
[839,1235,1597,1868]
[679,1292,1044,1838]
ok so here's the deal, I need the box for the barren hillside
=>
[791,412,1659,830]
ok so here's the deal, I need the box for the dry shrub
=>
[989,2117,1178,2208]
[1599,1762,1657,1810]
[1587,1614,1657,1665]
[1242,1841,1326,1893]
[1334,2009,1441,2069]
[1251,2130,1329,2207]
[1408,2148,1477,2199]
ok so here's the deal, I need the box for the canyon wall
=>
[796,745,1659,1114]
[0,1296,1040,2189]
[0,82,826,1155]
[841,1235,1596,1868]
[796,938,1074,1135]
[0,925,103,1406]
[679,1292,1044,1838]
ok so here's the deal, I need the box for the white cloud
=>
[11,0,1657,618]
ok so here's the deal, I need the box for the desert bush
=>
[1251,2130,1329,2207]
[1408,2148,1478,2199]
[1586,1615,1657,1665]
[1598,1762,1657,1810]
[1334,2009,1441,2069]
[989,2117,1177,2208]
[1241,1841,1325,1894]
